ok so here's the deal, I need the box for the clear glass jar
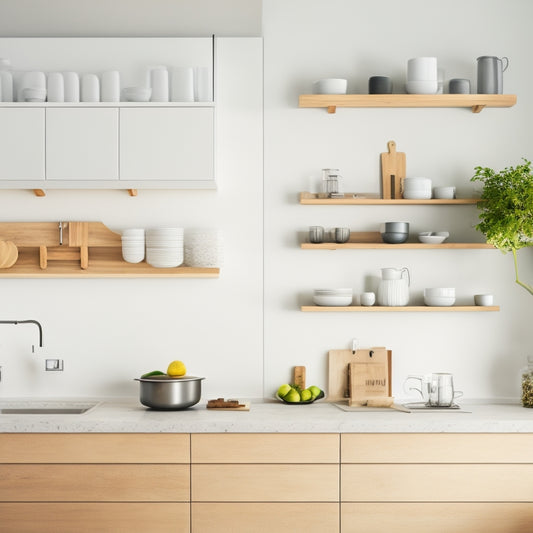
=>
[521,356,533,408]
[321,168,342,197]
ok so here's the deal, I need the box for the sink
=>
[0,401,98,415]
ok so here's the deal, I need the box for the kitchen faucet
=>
[0,319,43,352]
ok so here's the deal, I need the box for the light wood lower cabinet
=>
[341,433,533,533]
[192,502,339,533]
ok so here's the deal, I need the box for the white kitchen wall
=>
[1,0,532,403]
[263,0,533,400]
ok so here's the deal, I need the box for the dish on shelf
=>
[123,86,152,102]
[312,78,347,94]
[424,287,455,306]
[313,288,353,307]
[418,231,449,244]
[275,390,325,405]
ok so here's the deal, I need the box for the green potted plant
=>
[471,158,533,296]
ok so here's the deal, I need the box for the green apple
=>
[277,384,292,398]
[308,385,322,399]
[283,388,301,403]
[300,389,312,402]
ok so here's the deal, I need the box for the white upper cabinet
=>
[46,108,119,180]
[0,108,44,180]
[120,107,214,182]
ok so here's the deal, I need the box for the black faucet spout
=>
[0,320,44,349]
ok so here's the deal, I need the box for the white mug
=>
[47,72,64,102]
[407,57,437,81]
[63,72,80,102]
[81,73,100,102]
[171,67,194,102]
[150,67,169,102]
[361,292,376,306]
[101,70,120,102]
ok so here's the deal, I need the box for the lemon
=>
[277,384,292,398]
[283,389,301,403]
[300,389,312,402]
[167,360,187,377]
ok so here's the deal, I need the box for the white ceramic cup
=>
[194,66,213,101]
[47,72,64,102]
[474,294,493,306]
[171,67,194,102]
[81,73,100,102]
[150,67,169,102]
[63,71,80,102]
[407,57,437,81]
[361,292,376,306]
[101,70,120,102]
[433,186,456,199]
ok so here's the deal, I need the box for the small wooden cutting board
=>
[206,398,250,411]
[380,140,406,199]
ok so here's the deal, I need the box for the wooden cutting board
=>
[327,348,392,402]
[380,140,406,199]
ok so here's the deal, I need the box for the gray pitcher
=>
[477,56,509,94]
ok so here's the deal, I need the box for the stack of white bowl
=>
[184,228,223,268]
[145,227,184,268]
[313,288,353,307]
[121,228,145,264]
[402,177,432,199]
[424,287,455,307]
[406,57,438,95]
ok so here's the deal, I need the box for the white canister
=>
[194,66,213,101]
[81,73,100,102]
[150,67,169,102]
[47,72,64,102]
[63,72,80,102]
[170,67,194,102]
[407,57,438,81]
[101,70,120,102]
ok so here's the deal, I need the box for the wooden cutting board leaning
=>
[380,140,406,199]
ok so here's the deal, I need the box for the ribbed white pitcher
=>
[377,267,410,306]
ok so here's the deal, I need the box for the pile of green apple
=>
[277,383,323,403]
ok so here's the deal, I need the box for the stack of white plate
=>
[146,227,184,268]
[121,228,145,264]
[403,177,432,199]
[313,288,353,307]
[184,228,223,268]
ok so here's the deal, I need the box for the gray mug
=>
[449,78,470,94]
[477,56,509,94]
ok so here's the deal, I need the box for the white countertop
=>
[2,398,533,433]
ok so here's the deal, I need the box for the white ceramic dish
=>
[403,190,432,200]
[406,80,438,94]
[424,287,455,306]
[312,78,348,95]
[22,87,46,102]
[433,186,456,199]
[418,232,449,244]
[123,86,152,102]
[313,294,353,306]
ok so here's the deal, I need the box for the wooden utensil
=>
[327,348,392,402]
[0,240,18,268]
[293,366,306,389]
[380,140,406,199]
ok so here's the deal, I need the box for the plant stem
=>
[513,249,533,296]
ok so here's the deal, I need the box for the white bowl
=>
[406,80,438,94]
[474,294,493,306]
[402,190,432,199]
[313,294,353,306]
[312,78,348,95]
[424,295,455,307]
[123,86,152,102]
[23,87,46,102]
[424,287,455,297]
[418,232,449,244]
[433,186,456,199]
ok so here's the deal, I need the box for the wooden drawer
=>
[341,503,533,533]
[342,464,533,502]
[0,464,190,502]
[192,464,339,501]
[341,433,533,463]
[0,503,190,533]
[191,433,339,463]
[0,433,190,463]
[192,503,339,533]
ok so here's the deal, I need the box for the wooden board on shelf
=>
[298,94,517,113]
[301,306,500,312]
[299,192,480,205]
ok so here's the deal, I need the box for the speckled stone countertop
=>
[2,398,533,433]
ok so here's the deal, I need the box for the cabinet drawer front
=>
[0,433,190,463]
[192,503,339,533]
[0,108,45,180]
[341,503,533,533]
[0,464,189,502]
[0,503,189,533]
[192,464,339,501]
[192,433,339,463]
[342,433,533,463]
[46,108,119,180]
[342,464,533,502]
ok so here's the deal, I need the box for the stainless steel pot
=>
[135,376,205,410]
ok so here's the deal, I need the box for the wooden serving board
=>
[380,140,406,199]
[327,348,392,402]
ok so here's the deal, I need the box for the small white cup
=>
[474,294,493,306]
[361,292,376,306]
[434,186,456,199]
[407,57,438,81]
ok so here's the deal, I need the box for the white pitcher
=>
[377,267,410,306]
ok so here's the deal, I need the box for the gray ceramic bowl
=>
[384,221,409,233]
[381,231,409,244]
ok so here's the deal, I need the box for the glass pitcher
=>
[377,267,410,306]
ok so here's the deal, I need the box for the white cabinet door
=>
[0,108,45,180]
[46,108,118,180]
[119,107,214,182]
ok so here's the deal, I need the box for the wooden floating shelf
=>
[301,306,500,312]
[302,242,494,250]
[299,192,481,205]
[0,221,219,279]
[298,94,517,114]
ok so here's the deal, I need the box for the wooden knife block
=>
[40,222,89,270]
